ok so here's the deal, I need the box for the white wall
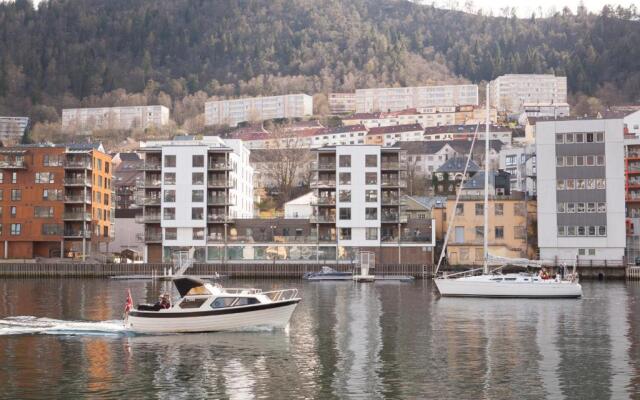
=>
[624,110,640,137]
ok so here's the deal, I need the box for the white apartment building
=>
[62,105,169,131]
[490,74,567,113]
[234,125,369,149]
[0,116,29,142]
[536,117,625,263]
[205,94,313,127]
[328,93,357,115]
[137,136,253,262]
[355,84,478,113]
[343,107,456,129]
[499,144,537,196]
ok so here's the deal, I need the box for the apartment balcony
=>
[207,179,231,188]
[381,179,407,188]
[64,177,92,186]
[400,234,433,243]
[63,211,92,221]
[318,234,337,242]
[310,179,336,189]
[381,197,405,206]
[208,161,232,171]
[64,160,92,170]
[381,214,408,223]
[311,161,336,171]
[135,196,161,206]
[0,160,26,169]
[64,195,91,204]
[140,162,161,171]
[381,161,407,171]
[207,214,233,223]
[312,197,336,206]
[135,214,161,223]
[207,196,229,205]
[64,230,92,239]
[136,232,163,243]
[627,195,640,203]
[207,233,225,243]
[310,215,336,223]
[141,178,162,188]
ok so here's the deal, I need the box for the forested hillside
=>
[1,0,639,125]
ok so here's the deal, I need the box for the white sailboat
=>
[433,85,582,298]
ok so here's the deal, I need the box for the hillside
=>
[1,0,639,125]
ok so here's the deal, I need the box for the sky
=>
[428,0,637,17]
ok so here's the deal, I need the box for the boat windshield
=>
[186,286,211,296]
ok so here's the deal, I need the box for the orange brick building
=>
[0,144,113,260]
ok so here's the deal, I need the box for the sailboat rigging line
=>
[434,122,481,275]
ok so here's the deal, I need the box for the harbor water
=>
[0,278,639,399]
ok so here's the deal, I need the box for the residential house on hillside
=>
[424,124,513,144]
[433,157,481,196]
[365,124,424,146]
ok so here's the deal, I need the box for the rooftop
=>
[436,157,480,173]
[424,124,511,135]
[368,123,423,136]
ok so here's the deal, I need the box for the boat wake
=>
[0,316,127,336]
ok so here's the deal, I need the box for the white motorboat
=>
[433,85,582,299]
[125,277,301,333]
[434,272,582,298]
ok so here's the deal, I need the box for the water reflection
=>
[0,279,639,398]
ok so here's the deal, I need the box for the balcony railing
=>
[141,163,161,171]
[381,197,405,205]
[0,160,26,169]
[208,197,228,205]
[63,211,91,221]
[381,161,407,170]
[135,214,161,223]
[136,232,162,242]
[64,195,91,203]
[207,214,232,223]
[64,177,92,186]
[311,179,336,188]
[64,160,92,169]
[310,215,336,223]
[311,161,336,170]
[135,196,161,206]
[312,197,336,206]
[381,179,407,187]
[207,179,230,188]
[64,230,92,239]
[208,161,232,170]
[400,235,432,243]
[381,214,408,223]
[142,179,162,188]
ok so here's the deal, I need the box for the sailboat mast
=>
[483,85,490,275]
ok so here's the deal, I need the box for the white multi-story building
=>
[62,106,169,131]
[137,136,253,262]
[205,94,313,127]
[355,84,478,113]
[499,144,537,196]
[328,93,357,115]
[343,107,456,128]
[536,117,625,263]
[490,74,567,113]
[0,116,29,142]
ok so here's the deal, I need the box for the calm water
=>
[1,278,640,399]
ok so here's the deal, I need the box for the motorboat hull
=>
[305,273,352,281]
[126,299,299,333]
[434,278,582,298]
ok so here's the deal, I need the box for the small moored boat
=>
[125,277,301,333]
[303,266,352,281]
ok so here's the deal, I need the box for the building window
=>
[192,155,204,167]
[475,226,483,240]
[555,134,563,144]
[495,226,504,239]
[42,224,60,236]
[339,190,351,202]
[11,172,16,184]
[164,190,176,202]
[339,208,351,220]
[35,172,54,183]
[164,155,176,167]
[34,206,54,218]
[475,203,483,216]
[193,228,205,240]
[455,204,464,216]
[339,155,351,168]
[598,226,607,236]
[10,223,20,236]
[164,207,175,220]
[192,172,204,185]
[192,190,204,202]
[495,203,503,215]
[365,208,378,220]
[191,207,204,220]
[164,172,176,185]
[340,228,352,240]
[505,155,516,166]
[339,172,351,185]
[366,228,378,240]
[165,228,177,240]
[596,132,604,142]
[10,189,20,201]
[558,226,566,236]
[0,173,3,183]
[365,190,378,202]
[105,162,110,173]
[365,154,377,167]
[365,172,377,185]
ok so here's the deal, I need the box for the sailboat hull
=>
[434,278,582,298]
